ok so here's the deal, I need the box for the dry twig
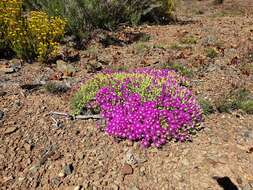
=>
[49,111,102,120]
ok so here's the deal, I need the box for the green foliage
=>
[23,0,176,40]
[198,98,215,115]
[71,72,165,115]
[0,0,66,61]
[239,100,253,114]
[205,47,218,59]
[180,35,197,45]
[138,33,151,42]
[133,42,150,54]
[163,62,193,77]
[71,74,110,115]
[216,88,253,114]
[170,43,184,50]
[153,44,168,50]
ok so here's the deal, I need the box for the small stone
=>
[24,143,32,152]
[236,177,243,184]
[0,91,7,96]
[2,67,15,74]
[4,126,18,135]
[126,140,134,147]
[202,35,218,46]
[64,163,74,176]
[14,100,21,107]
[29,165,39,173]
[51,176,62,187]
[125,151,137,165]
[18,177,25,182]
[74,185,82,190]
[51,152,61,161]
[77,152,85,160]
[242,184,251,190]
[139,166,146,176]
[58,172,65,178]
[0,110,4,120]
[121,163,133,175]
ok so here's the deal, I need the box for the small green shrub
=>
[206,47,218,59]
[198,98,215,115]
[24,0,176,40]
[216,88,253,114]
[153,44,168,50]
[133,42,150,54]
[180,35,197,45]
[0,0,66,61]
[239,100,253,114]
[163,62,193,77]
[170,43,184,50]
[138,33,151,42]
[71,74,111,114]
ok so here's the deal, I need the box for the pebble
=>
[64,163,74,176]
[51,176,61,187]
[29,165,39,173]
[4,126,18,135]
[51,152,61,161]
[0,91,6,96]
[77,152,85,160]
[243,130,253,141]
[139,166,146,176]
[58,172,65,178]
[242,184,251,190]
[74,185,82,190]
[2,67,15,74]
[236,177,243,185]
[0,110,4,120]
[125,151,138,165]
[121,163,133,175]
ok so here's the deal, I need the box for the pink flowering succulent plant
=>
[72,68,203,148]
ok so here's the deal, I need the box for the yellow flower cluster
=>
[0,0,66,61]
[0,0,22,48]
[27,11,66,60]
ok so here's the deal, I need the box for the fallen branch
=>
[49,111,102,120]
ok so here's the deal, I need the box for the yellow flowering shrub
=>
[27,11,66,60]
[0,0,66,61]
[0,0,22,49]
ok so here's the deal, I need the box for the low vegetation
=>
[0,0,66,61]
[71,69,202,147]
[216,88,253,114]
[23,0,176,40]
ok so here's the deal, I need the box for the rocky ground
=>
[0,0,253,189]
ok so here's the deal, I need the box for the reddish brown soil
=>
[0,0,253,190]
